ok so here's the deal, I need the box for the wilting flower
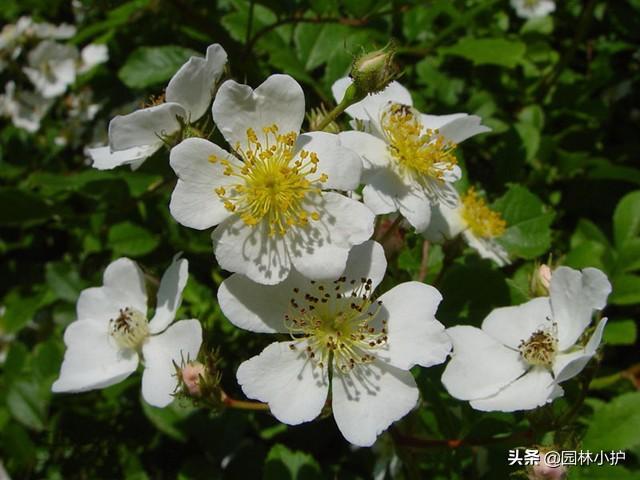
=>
[90,43,227,170]
[52,255,202,407]
[23,40,78,98]
[218,241,451,446]
[169,74,374,285]
[511,0,555,19]
[0,81,53,132]
[422,186,510,266]
[441,266,611,411]
[333,77,490,231]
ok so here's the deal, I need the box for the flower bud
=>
[180,361,206,397]
[527,454,568,480]
[350,46,398,95]
[530,263,553,297]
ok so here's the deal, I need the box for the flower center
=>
[210,125,328,237]
[460,188,506,239]
[380,103,458,183]
[523,0,541,7]
[285,278,387,373]
[518,329,557,367]
[109,307,149,349]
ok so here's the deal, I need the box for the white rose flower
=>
[90,43,227,170]
[218,241,451,446]
[52,255,202,407]
[169,74,375,285]
[0,81,53,132]
[511,0,556,19]
[441,266,611,412]
[422,186,510,266]
[333,77,490,232]
[23,40,78,98]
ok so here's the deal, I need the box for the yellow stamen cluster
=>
[519,328,558,367]
[109,307,149,349]
[285,277,387,373]
[460,188,507,239]
[209,125,328,236]
[381,103,458,182]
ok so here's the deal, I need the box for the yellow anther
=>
[215,187,226,196]
[311,212,320,221]
[461,188,506,239]
[208,154,218,164]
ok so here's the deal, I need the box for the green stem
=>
[314,84,366,131]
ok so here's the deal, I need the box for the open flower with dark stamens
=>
[332,77,490,232]
[441,266,611,412]
[52,255,202,407]
[89,44,227,170]
[169,74,374,285]
[217,241,451,446]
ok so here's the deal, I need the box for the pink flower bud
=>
[528,453,568,480]
[538,264,552,290]
[181,362,206,397]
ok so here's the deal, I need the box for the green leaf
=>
[141,400,196,442]
[439,37,526,68]
[0,188,52,226]
[264,444,322,480]
[45,262,85,303]
[603,319,637,346]
[493,185,554,259]
[571,465,638,480]
[613,190,640,249]
[610,273,640,305]
[108,221,159,257]
[582,392,640,451]
[118,45,198,89]
[1,288,56,334]
[6,378,49,431]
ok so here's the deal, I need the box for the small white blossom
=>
[333,77,490,232]
[218,241,451,446]
[511,0,556,19]
[95,44,227,170]
[422,186,510,266]
[52,255,202,407]
[0,81,53,132]
[441,266,611,412]
[169,74,374,285]
[78,43,109,74]
[22,40,78,98]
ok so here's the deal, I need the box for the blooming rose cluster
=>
[0,16,108,133]
[53,42,612,448]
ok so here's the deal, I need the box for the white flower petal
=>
[149,255,189,334]
[77,258,148,323]
[88,145,158,170]
[108,102,185,152]
[141,319,202,407]
[397,188,432,232]
[463,232,511,266]
[552,318,607,384]
[218,272,299,333]
[481,297,553,349]
[437,115,491,144]
[295,132,362,191]
[338,131,391,171]
[550,267,611,350]
[79,43,108,73]
[376,282,450,370]
[420,113,468,131]
[236,340,329,425]
[441,326,526,401]
[287,192,375,281]
[341,240,388,293]
[331,359,418,447]
[470,367,563,412]
[212,74,305,152]
[212,217,291,285]
[165,43,227,121]
[331,77,412,120]
[169,138,239,230]
[362,179,399,215]
[52,320,138,392]
[421,199,465,241]
[511,0,555,19]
